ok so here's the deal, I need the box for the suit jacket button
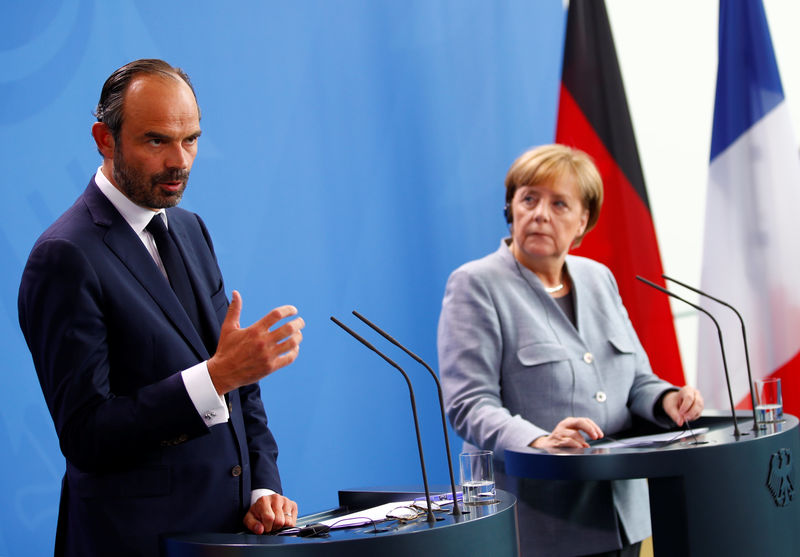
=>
[231,465,242,477]
[583,352,594,364]
[594,391,607,403]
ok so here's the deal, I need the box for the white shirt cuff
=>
[251,488,278,507]
[182,361,229,426]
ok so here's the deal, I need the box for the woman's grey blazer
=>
[438,240,676,556]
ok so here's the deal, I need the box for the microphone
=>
[636,276,742,438]
[352,310,463,516]
[662,275,758,430]
[330,316,438,523]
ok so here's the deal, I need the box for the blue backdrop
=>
[1,1,565,554]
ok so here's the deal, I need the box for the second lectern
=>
[505,414,799,556]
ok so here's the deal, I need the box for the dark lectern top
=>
[505,413,796,480]
[163,488,518,557]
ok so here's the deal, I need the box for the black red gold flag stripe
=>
[557,0,685,385]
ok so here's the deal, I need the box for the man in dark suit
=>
[18,59,305,556]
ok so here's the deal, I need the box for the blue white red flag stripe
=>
[699,0,800,416]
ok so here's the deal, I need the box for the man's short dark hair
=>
[94,59,199,143]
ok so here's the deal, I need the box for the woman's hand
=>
[662,386,704,426]
[530,417,604,449]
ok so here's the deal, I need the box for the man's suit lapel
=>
[83,181,210,361]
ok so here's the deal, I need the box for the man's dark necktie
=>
[146,214,204,338]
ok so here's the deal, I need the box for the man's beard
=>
[113,147,189,209]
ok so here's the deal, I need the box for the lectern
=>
[163,487,518,556]
[505,414,799,556]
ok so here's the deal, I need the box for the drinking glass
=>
[755,378,783,424]
[459,450,495,504]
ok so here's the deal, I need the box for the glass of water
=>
[460,450,496,505]
[755,377,783,424]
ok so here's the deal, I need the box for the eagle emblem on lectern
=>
[767,448,794,507]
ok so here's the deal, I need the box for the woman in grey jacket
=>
[438,144,703,557]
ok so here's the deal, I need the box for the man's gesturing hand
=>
[208,291,305,395]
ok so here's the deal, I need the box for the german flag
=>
[557,0,685,385]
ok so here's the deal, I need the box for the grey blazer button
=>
[583,352,594,364]
[595,391,607,403]
[231,465,242,477]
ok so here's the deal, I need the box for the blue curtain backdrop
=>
[1,1,564,554]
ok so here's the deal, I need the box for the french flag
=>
[699,0,800,417]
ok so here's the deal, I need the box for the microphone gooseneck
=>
[352,310,463,516]
[330,316,437,523]
[662,274,759,430]
[636,276,742,439]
